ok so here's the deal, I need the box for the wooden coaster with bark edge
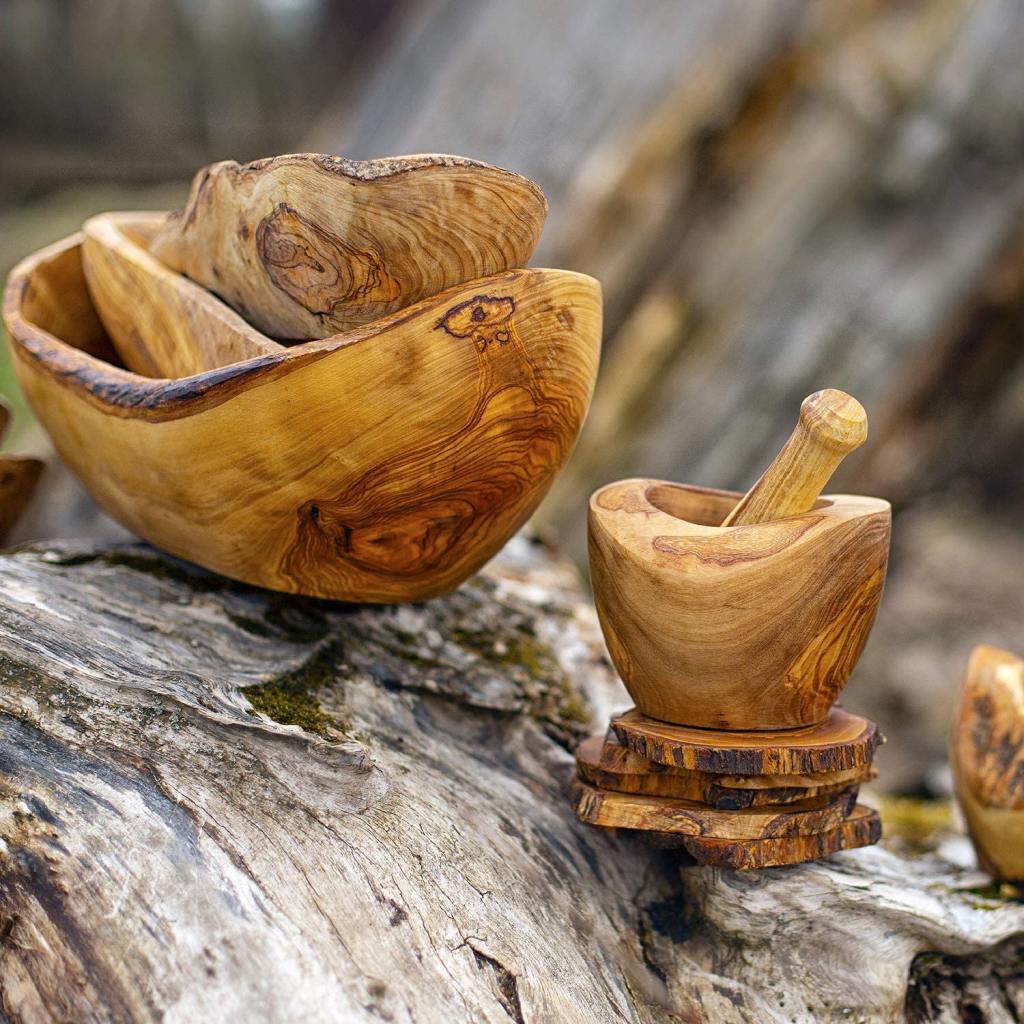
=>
[150,153,548,340]
[592,729,876,790]
[644,805,882,869]
[575,734,872,808]
[570,778,859,840]
[0,400,42,543]
[612,706,882,776]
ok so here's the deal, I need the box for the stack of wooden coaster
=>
[571,709,883,869]
[574,389,892,868]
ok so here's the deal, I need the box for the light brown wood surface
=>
[150,153,548,340]
[4,232,600,602]
[612,707,882,776]
[570,778,859,840]
[82,212,283,378]
[951,644,1024,882]
[588,479,890,729]
[574,734,872,808]
[722,390,867,527]
[655,804,883,870]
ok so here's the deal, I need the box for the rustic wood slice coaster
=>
[592,729,876,790]
[575,734,872,808]
[570,778,859,840]
[150,153,548,340]
[648,805,883,869]
[612,706,882,777]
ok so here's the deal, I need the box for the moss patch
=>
[244,643,348,739]
[879,796,954,854]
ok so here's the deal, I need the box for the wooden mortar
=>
[588,478,890,730]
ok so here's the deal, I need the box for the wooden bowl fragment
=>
[0,400,43,543]
[82,212,282,378]
[150,153,549,340]
[588,479,890,730]
[951,645,1024,883]
[4,231,601,602]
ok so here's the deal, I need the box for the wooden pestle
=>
[722,389,867,527]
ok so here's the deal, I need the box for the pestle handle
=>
[721,389,867,527]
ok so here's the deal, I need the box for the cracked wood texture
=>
[149,154,548,340]
[1,537,1023,1023]
[4,233,599,602]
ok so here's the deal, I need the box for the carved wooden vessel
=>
[4,232,600,602]
[588,480,890,729]
[150,153,548,340]
[82,212,282,378]
[951,645,1024,883]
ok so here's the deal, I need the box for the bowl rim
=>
[589,477,890,535]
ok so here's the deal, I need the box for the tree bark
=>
[0,538,1021,1023]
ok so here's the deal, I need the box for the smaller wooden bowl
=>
[588,479,890,730]
[82,212,283,378]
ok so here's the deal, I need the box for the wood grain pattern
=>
[83,212,283,378]
[0,399,42,543]
[570,777,859,840]
[612,706,882,776]
[722,389,867,527]
[150,153,548,340]
[651,805,883,869]
[951,644,1024,882]
[3,232,600,602]
[575,734,872,808]
[589,479,890,729]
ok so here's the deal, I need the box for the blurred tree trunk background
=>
[2,0,1023,793]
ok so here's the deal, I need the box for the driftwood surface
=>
[0,537,1022,1023]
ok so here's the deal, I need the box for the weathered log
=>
[0,537,1022,1022]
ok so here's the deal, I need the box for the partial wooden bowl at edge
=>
[951,644,1024,883]
[3,231,601,602]
[588,479,891,731]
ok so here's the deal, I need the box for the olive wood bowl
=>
[4,231,601,602]
[951,645,1024,883]
[588,479,890,731]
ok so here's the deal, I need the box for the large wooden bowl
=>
[588,479,890,730]
[3,231,601,602]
